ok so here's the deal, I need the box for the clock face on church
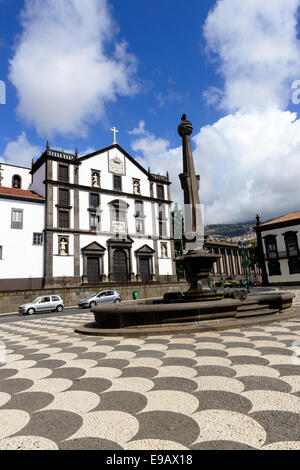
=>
[109,153,125,175]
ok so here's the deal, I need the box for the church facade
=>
[0,141,176,290]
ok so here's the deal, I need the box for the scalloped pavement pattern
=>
[1,312,300,450]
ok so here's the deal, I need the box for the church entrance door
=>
[113,249,128,282]
[140,257,150,283]
[87,257,100,284]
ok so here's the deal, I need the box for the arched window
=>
[284,232,299,257]
[12,175,22,189]
[109,200,129,234]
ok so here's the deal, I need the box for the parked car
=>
[78,290,122,309]
[19,295,64,315]
[224,280,240,288]
[252,281,262,287]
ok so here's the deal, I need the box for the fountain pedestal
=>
[176,249,224,301]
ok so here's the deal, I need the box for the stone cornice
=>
[44,179,172,205]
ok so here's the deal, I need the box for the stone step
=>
[235,308,279,318]
[237,303,261,312]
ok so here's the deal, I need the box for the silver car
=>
[19,295,65,315]
[78,290,121,309]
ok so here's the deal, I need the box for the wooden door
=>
[113,249,128,282]
[140,257,150,283]
[87,257,100,284]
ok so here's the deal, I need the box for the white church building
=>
[0,138,176,290]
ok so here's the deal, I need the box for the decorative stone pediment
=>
[107,235,134,248]
[135,244,155,255]
[108,199,129,209]
[82,242,106,254]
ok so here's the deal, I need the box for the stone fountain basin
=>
[75,292,297,337]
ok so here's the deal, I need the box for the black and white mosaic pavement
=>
[1,312,300,450]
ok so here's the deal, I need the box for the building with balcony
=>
[255,212,300,285]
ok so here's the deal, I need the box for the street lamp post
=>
[239,242,251,294]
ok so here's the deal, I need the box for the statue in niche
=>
[161,243,168,258]
[59,238,68,256]
[133,180,140,195]
[92,172,100,188]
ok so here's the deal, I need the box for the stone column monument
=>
[176,114,223,301]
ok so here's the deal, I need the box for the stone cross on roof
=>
[110,126,119,144]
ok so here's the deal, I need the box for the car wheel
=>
[114,299,121,303]
[27,308,35,315]
[89,301,97,308]
[56,305,63,312]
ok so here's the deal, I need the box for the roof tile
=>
[0,186,44,200]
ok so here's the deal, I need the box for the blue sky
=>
[0,0,221,153]
[1,0,300,224]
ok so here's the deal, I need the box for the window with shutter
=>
[90,193,99,209]
[157,184,164,199]
[59,165,69,182]
[113,175,122,191]
[58,210,69,228]
[59,188,69,207]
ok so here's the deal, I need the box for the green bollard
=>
[133,290,138,300]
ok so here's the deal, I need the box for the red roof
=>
[0,186,44,200]
[260,211,300,227]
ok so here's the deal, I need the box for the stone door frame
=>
[135,244,156,282]
[107,236,135,282]
[81,242,106,284]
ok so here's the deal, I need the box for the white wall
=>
[0,164,31,190]
[0,198,44,280]
[30,163,46,197]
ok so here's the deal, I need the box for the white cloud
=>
[129,120,148,136]
[131,109,300,225]
[131,1,300,225]
[1,132,41,167]
[130,123,183,206]
[203,0,300,112]
[9,0,138,136]
[192,109,300,223]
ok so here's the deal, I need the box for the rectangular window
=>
[90,193,99,210]
[33,233,43,246]
[11,209,23,230]
[0,246,2,259]
[159,221,167,237]
[157,184,164,200]
[13,210,22,222]
[59,188,69,207]
[268,260,281,276]
[159,204,166,220]
[265,237,278,259]
[90,214,100,231]
[135,201,143,217]
[113,175,122,191]
[285,233,299,257]
[289,259,300,274]
[58,164,69,182]
[136,220,144,234]
[58,210,69,228]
